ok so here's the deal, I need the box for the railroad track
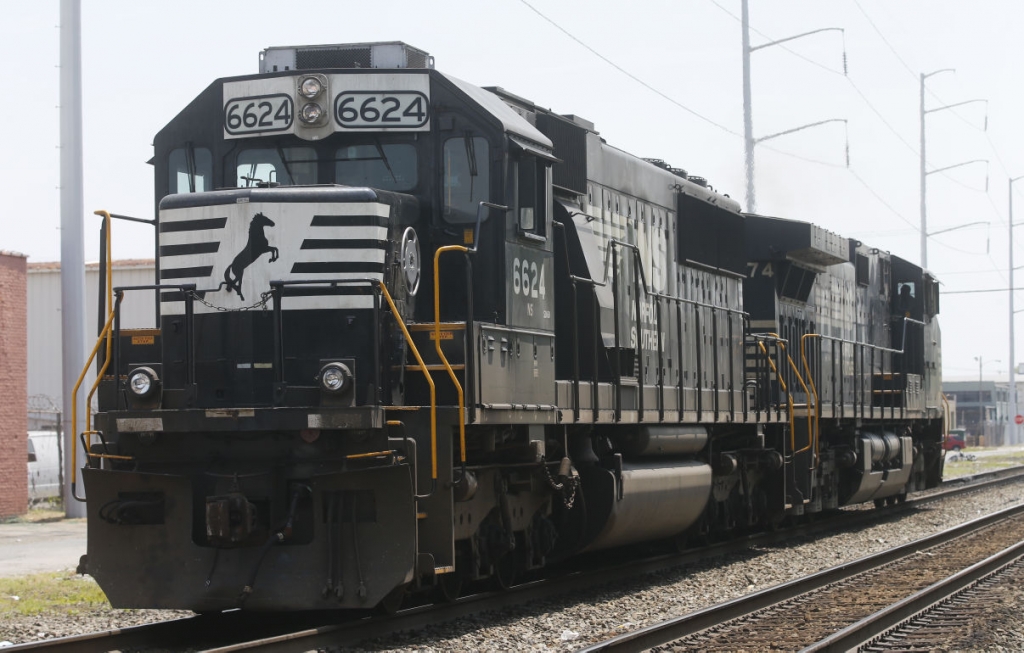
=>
[860,553,1024,651]
[7,465,1024,653]
[577,503,1024,652]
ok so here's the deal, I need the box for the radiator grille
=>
[536,113,587,195]
[297,47,372,70]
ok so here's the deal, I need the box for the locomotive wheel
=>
[493,551,518,590]
[439,565,466,602]
[377,583,408,615]
[671,532,689,555]
[874,498,886,509]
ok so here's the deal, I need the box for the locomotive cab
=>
[83,42,567,611]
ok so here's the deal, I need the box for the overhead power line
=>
[515,0,1002,255]
[517,0,740,137]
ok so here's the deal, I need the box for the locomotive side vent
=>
[260,42,435,73]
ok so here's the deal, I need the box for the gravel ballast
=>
[2,475,1022,649]
[353,482,1024,652]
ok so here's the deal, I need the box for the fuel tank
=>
[577,460,712,552]
[613,425,708,457]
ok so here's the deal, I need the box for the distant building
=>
[0,251,28,517]
[943,380,1008,446]
[26,260,155,429]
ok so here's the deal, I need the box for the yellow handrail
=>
[767,333,814,457]
[756,339,796,453]
[80,430,134,461]
[378,282,437,482]
[434,245,468,465]
[800,334,822,466]
[69,210,115,501]
[941,393,951,444]
[70,306,116,500]
[85,291,122,434]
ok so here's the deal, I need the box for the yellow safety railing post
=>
[69,210,115,502]
[378,282,438,488]
[434,245,469,467]
[757,338,796,455]
[767,334,815,457]
[800,334,822,467]
[941,393,951,445]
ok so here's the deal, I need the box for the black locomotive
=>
[75,42,944,611]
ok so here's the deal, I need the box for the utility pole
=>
[918,68,988,269]
[741,0,754,213]
[60,0,87,517]
[740,0,845,214]
[919,73,929,272]
[1010,176,1024,445]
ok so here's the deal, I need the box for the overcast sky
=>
[2,0,1022,384]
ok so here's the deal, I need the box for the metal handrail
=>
[755,337,796,454]
[941,393,951,446]
[799,316,926,423]
[69,210,115,502]
[69,308,116,502]
[765,333,814,457]
[800,334,822,466]
[378,281,438,497]
[606,238,749,422]
[434,244,468,471]
[431,201,506,473]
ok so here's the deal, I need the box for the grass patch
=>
[944,449,1024,478]
[0,571,109,617]
[1,500,70,525]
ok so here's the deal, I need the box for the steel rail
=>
[576,502,1024,653]
[805,539,1024,652]
[8,466,1024,653]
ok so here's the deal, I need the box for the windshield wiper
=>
[372,137,398,184]
[275,144,296,185]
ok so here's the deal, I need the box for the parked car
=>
[27,431,61,500]
[943,428,967,452]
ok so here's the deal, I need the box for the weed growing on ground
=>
[944,450,1024,478]
[0,572,108,617]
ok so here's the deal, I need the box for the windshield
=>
[237,146,317,187]
[335,143,417,191]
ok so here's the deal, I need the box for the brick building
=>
[0,251,28,518]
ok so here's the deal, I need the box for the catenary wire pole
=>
[919,67,988,269]
[1010,176,1024,445]
[920,156,990,270]
[741,0,845,213]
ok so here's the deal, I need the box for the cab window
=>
[896,281,915,314]
[335,143,417,191]
[442,136,490,223]
[169,146,212,194]
[236,147,317,187]
[517,155,548,238]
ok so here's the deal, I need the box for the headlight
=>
[299,76,323,98]
[128,367,159,398]
[318,362,352,394]
[299,102,324,124]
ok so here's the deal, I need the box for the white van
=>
[27,431,61,500]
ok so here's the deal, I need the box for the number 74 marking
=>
[747,262,774,278]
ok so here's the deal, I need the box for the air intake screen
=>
[407,51,428,69]
[536,114,587,195]
[677,193,746,276]
[297,47,372,70]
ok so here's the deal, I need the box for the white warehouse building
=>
[28,259,156,430]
